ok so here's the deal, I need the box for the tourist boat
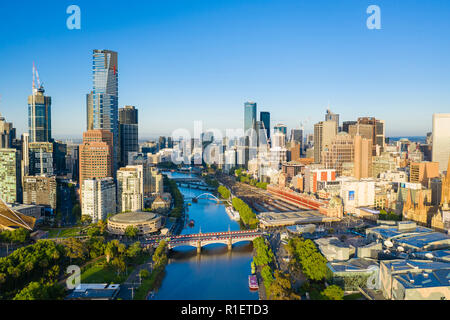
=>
[248,275,258,290]
[192,198,198,203]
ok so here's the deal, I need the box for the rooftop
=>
[109,211,158,224]
[394,269,450,289]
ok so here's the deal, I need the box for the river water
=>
[152,172,258,300]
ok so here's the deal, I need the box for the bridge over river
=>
[142,229,265,253]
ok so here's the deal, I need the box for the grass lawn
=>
[45,227,84,238]
[81,258,128,284]
[81,252,152,285]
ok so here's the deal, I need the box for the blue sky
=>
[0,0,449,139]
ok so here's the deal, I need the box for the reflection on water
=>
[152,172,258,300]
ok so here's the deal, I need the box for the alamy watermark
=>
[66,5,81,30]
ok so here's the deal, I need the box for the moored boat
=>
[248,275,258,290]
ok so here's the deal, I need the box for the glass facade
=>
[260,111,270,141]
[244,102,257,134]
[28,87,51,143]
[91,50,119,170]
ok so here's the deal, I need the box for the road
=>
[117,258,154,300]
[57,184,76,227]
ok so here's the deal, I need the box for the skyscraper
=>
[325,109,339,133]
[117,165,144,213]
[79,129,114,188]
[260,111,270,142]
[28,67,51,143]
[0,113,16,149]
[244,102,257,134]
[314,120,337,164]
[91,50,119,170]
[0,148,21,203]
[119,106,138,166]
[432,114,450,172]
[81,177,116,223]
[86,91,94,131]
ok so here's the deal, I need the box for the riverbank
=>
[152,171,258,300]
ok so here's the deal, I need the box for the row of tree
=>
[287,237,344,300]
[253,237,299,299]
[232,197,259,229]
[218,185,231,199]
[0,240,67,299]
[234,169,268,190]
[0,228,30,244]
[134,240,168,300]
[163,175,184,219]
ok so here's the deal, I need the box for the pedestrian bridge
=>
[143,229,264,253]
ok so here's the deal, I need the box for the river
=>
[152,171,258,300]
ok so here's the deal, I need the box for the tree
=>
[139,269,150,279]
[105,240,126,263]
[112,257,126,274]
[126,241,142,260]
[97,220,107,234]
[72,204,81,222]
[87,236,105,259]
[269,271,300,300]
[63,238,87,263]
[13,281,66,300]
[87,226,101,238]
[321,285,344,300]
[125,226,139,239]
[80,215,92,225]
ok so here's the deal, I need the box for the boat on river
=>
[248,275,258,290]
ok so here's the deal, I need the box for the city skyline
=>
[1,1,450,138]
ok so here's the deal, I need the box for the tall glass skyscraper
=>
[260,111,270,142]
[244,102,257,133]
[28,85,51,143]
[91,50,119,170]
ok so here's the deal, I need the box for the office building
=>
[81,177,116,223]
[274,123,287,137]
[90,50,119,170]
[0,113,16,149]
[290,128,303,148]
[28,142,54,176]
[158,136,167,150]
[322,132,355,176]
[21,133,30,180]
[22,175,57,209]
[409,161,440,187]
[28,70,52,143]
[117,165,144,213]
[432,114,450,172]
[0,148,21,203]
[119,106,138,166]
[79,130,114,188]
[314,120,337,164]
[86,91,94,130]
[325,109,339,133]
[244,102,257,134]
[260,111,270,142]
[349,117,385,156]
[354,135,373,180]
[342,121,357,134]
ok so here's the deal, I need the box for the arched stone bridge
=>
[143,229,265,253]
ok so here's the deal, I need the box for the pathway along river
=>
[151,171,258,300]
